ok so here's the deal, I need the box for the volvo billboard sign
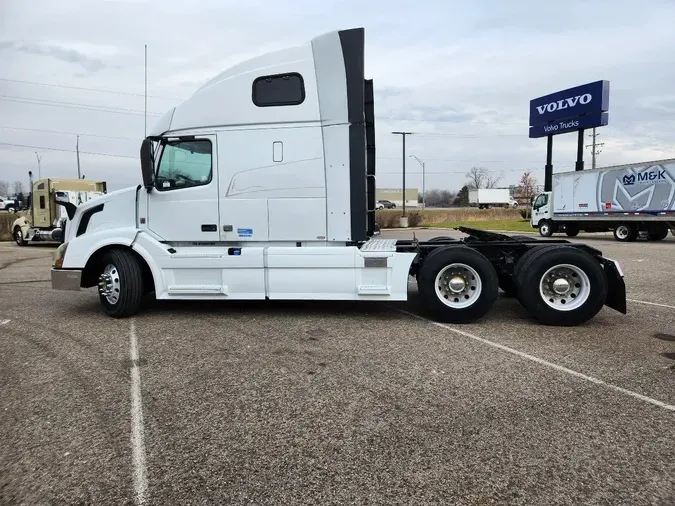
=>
[529,80,610,138]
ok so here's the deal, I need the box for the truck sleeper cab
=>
[50,27,627,327]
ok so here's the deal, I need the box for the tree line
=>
[0,180,26,199]
[418,167,539,208]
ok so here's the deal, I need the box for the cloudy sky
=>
[1,0,674,195]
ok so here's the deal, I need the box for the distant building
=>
[375,188,419,208]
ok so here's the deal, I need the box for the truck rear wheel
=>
[515,246,607,326]
[417,246,498,323]
[613,224,637,242]
[97,249,144,318]
[565,225,579,237]
[648,224,669,241]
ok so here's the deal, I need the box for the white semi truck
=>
[468,188,519,209]
[49,27,627,326]
[531,159,675,241]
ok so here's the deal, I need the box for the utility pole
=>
[586,128,604,170]
[392,131,414,217]
[76,135,81,179]
[409,154,425,209]
[34,151,42,178]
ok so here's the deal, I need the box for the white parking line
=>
[628,299,675,310]
[397,309,675,413]
[129,321,148,505]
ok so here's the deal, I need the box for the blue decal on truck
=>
[237,228,253,237]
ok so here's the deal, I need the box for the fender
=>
[62,227,139,269]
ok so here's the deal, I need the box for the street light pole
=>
[409,154,425,209]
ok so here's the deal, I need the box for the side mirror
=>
[140,139,155,190]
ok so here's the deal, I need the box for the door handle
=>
[201,224,217,232]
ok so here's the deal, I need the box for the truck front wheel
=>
[516,246,607,326]
[538,220,554,237]
[417,246,499,323]
[97,249,144,318]
[13,227,27,246]
[613,224,637,242]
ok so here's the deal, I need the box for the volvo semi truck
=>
[531,159,675,241]
[49,27,626,327]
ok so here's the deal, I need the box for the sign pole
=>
[575,128,585,171]
[544,134,553,192]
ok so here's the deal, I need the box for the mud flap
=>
[602,258,627,314]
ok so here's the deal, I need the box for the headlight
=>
[53,242,69,268]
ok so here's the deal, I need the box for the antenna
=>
[76,135,81,179]
[144,44,148,138]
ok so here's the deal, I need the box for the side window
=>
[252,73,305,107]
[534,194,548,208]
[155,139,212,191]
[39,196,45,209]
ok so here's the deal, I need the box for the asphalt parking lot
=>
[1,230,675,506]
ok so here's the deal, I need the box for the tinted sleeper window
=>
[253,73,305,107]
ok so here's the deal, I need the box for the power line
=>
[410,132,523,138]
[0,125,137,141]
[378,155,548,163]
[0,77,180,100]
[0,142,136,159]
[0,94,163,116]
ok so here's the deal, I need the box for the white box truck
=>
[469,188,518,209]
[48,27,626,327]
[531,159,675,241]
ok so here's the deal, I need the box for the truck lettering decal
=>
[237,228,253,238]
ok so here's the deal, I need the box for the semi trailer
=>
[49,27,626,326]
[531,159,675,241]
[469,188,519,209]
[12,177,106,246]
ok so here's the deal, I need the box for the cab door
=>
[147,135,220,242]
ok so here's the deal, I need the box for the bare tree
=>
[466,166,504,189]
[0,181,9,196]
[12,181,24,196]
[466,166,486,189]
[517,171,538,203]
[485,171,504,188]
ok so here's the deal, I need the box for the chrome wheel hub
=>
[435,263,482,309]
[552,278,570,295]
[98,264,120,304]
[539,264,590,311]
[448,276,466,293]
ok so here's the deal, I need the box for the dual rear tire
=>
[417,244,608,326]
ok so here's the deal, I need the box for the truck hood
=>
[67,185,139,241]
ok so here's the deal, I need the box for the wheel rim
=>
[434,263,482,308]
[98,263,121,304]
[615,226,628,239]
[540,223,549,235]
[539,263,590,311]
[14,230,22,243]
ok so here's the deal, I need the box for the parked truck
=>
[48,27,626,327]
[12,177,106,246]
[469,188,519,209]
[531,159,675,241]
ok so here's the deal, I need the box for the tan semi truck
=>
[12,177,106,246]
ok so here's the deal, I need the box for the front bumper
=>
[51,268,82,291]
